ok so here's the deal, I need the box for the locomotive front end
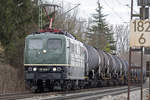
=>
[24,33,68,91]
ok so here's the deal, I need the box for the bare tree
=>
[114,24,129,55]
[52,2,87,42]
[41,1,88,42]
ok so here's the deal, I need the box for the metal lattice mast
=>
[38,0,43,30]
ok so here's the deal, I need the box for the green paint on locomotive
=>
[24,33,68,65]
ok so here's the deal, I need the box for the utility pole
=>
[140,0,146,19]
[149,57,150,100]
[38,0,43,30]
[140,1,144,98]
[38,0,79,31]
[128,0,150,100]
[139,0,150,100]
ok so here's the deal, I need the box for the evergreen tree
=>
[0,0,38,67]
[87,0,116,52]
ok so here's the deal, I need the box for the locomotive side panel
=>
[67,38,85,80]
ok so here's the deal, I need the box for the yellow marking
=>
[104,78,111,80]
[102,73,111,80]
[84,76,89,79]
[24,64,83,68]
[135,76,138,81]
[69,76,85,79]
[120,75,124,80]
[24,64,71,66]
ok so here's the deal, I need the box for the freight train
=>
[24,29,146,92]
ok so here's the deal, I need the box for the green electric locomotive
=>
[24,31,86,92]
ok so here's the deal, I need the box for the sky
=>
[44,0,139,25]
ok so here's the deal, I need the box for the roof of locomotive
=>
[26,29,76,40]
[26,32,66,39]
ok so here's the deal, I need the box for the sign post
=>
[129,19,150,100]
[129,1,150,100]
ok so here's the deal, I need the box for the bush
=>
[5,38,24,68]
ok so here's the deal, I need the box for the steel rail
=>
[0,86,127,100]
[43,87,148,100]
[0,86,147,100]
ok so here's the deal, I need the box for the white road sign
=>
[130,20,150,47]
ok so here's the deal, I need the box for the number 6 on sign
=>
[130,19,150,47]
[139,33,146,44]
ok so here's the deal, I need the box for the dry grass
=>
[0,43,5,63]
[0,48,4,53]
[0,63,25,94]
[0,46,25,95]
[121,52,149,68]
[0,43,4,53]
[0,42,25,94]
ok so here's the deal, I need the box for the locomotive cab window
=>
[28,39,43,49]
[48,39,62,49]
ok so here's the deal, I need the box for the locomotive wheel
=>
[32,88,41,93]
[79,82,84,89]
[113,80,116,86]
[115,80,119,85]
[121,80,125,85]
[100,81,104,87]
[107,81,110,86]
[104,81,107,87]
[31,86,42,93]
[108,81,113,86]
[62,81,72,91]
[113,80,118,86]
[72,81,77,90]
[97,81,101,87]
[66,82,72,91]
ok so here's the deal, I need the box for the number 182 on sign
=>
[130,20,150,47]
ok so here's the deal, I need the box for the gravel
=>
[98,88,149,100]
[19,95,59,100]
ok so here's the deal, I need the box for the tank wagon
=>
[24,29,146,92]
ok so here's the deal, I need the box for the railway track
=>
[41,86,142,100]
[0,86,147,100]
[0,86,124,100]
[0,92,31,100]
[0,91,66,100]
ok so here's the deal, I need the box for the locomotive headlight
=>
[57,67,62,71]
[28,67,32,71]
[53,67,57,71]
[33,67,37,71]
[43,50,47,53]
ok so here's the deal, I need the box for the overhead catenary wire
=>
[115,0,122,5]
[63,4,80,14]
[102,0,126,23]
[115,0,138,13]
[102,0,127,23]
